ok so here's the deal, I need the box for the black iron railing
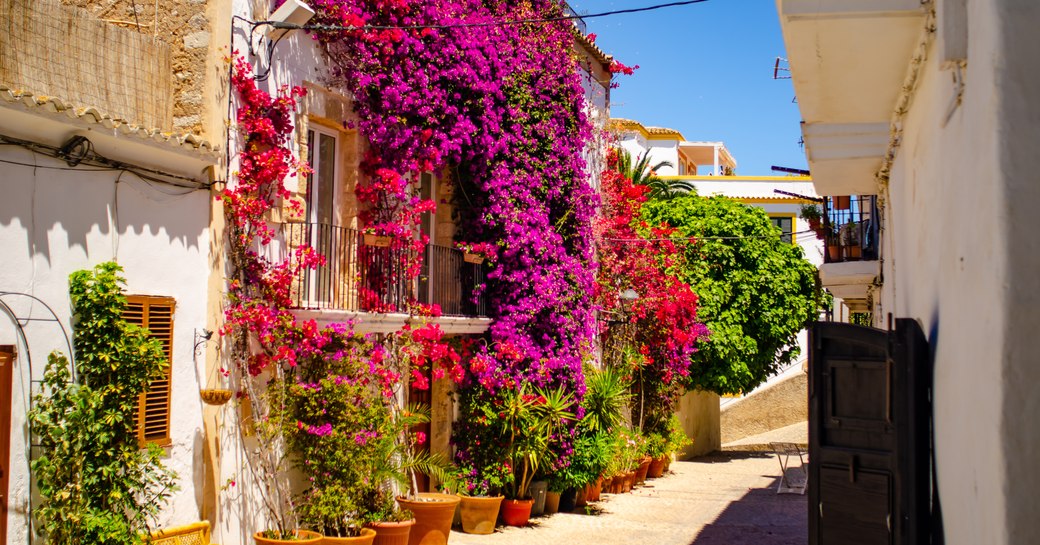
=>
[281,223,487,317]
[822,195,879,263]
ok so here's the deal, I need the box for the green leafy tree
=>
[640,196,819,395]
[29,262,178,545]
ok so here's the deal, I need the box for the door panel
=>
[809,320,931,545]
[0,346,13,545]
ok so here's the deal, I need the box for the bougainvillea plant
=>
[596,148,708,434]
[305,0,603,475]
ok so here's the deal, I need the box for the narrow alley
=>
[453,452,807,545]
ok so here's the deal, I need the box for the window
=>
[306,126,337,226]
[123,296,175,447]
[769,215,794,244]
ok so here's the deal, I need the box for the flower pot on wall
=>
[322,529,376,545]
[363,234,392,248]
[254,530,323,545]
[200,388,232,406]
[844,244,862,261]
[834,195,851,210]
[367,520,415,545]
[459,495,503,535]
[396,493,459,545]
[463,252,484,264]
[528,481,548,516]
[500,499,534,527]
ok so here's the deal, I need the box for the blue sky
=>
[568,0,808,175]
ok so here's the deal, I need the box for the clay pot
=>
[834,195,851,210]
[529,480,548,516]
[500,498,534,527]
[574,485,588,508]
[559,488,577,512]
[396,493,459,545]
[647,456,667,478]
[663,455,673,472]
[609,475,623,494]
[459,495,503,535]
[587,478,602,502]
[827,244,842,262]
[543,491,561,515]
[635,457,652,484]
[622,471,636,493]
[322,529,376,545]
[254,530,323,545]
[366,520,415,545]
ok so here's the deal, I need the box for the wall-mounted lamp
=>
[620,288,640,303]
[194,328,214,357]
[266,0,316,41]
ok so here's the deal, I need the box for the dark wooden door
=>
[809,319,931,545]
[0,346,14,545]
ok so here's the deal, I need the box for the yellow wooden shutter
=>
[124,295,175,447]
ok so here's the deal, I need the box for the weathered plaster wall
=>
[876,0,1040,541]
[674,390,721,459]
[720,372,806,444]
[0,148,212,543]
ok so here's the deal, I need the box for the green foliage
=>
[664,414,692,455]
[640,196,819,395]
[29,262,178,545]
[613,148,695,200]
[798,203,822,221]
[580,364,631,434]
[849,312,873,327]
[498,386,575,499]
[642,432,668,459]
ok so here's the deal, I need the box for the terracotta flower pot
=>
[609,475,623,494]
[622,471,636,493]
[459,495,503,535]
[635,457,652,484]
[254,530,323,545]
[396,493,459,545]
[574,485,588,508]
[647,456,667,478]
[322,528,376,545]
[663,455,673,472]
[827,244,842,262]
[588,478,602,502]
[529,480,548,516]
[363,233,392,247]
[500,498,534,527]
[366,520,415,545]
[543,491,561,515]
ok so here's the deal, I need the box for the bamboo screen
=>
[0,0,173,129]
[124,295,175,447]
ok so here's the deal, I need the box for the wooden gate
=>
[809,319,931,545]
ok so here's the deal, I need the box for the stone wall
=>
[64,0,211,134]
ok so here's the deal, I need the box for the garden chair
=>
[770,442,807,495]
[150,521,214,545]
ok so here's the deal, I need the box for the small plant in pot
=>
[799,203,824,236]
[842,220,862,260]
[499,385,575,526]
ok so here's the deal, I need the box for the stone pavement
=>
[450,451,807,545]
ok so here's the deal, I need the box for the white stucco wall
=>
[873,1,1040,542]
[0,146,212,543]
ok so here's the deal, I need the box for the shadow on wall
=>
[0,150,209,269]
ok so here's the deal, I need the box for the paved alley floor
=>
[451,451,807,545]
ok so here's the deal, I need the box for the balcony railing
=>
[281,223,487,317]
[822,195,879,263]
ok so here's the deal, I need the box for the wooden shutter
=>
[124,295,175,447]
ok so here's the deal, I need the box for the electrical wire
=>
[238,0,709,34]
[0,135,211,190]
[600,228,822,243]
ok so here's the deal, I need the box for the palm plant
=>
[499,386,575,500]
[613,148,696,199]
[581,364,632,433]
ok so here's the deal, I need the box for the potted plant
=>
[643,431,669,479]
[842,221,862,260]
[498,386,575,526]
[826,227,843,263]
[451,392,511,534]
[285,328,390,544]
[362,227,392,248]
[664,414,692,471]
[799,203,823,234]
[453,460,509,534]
